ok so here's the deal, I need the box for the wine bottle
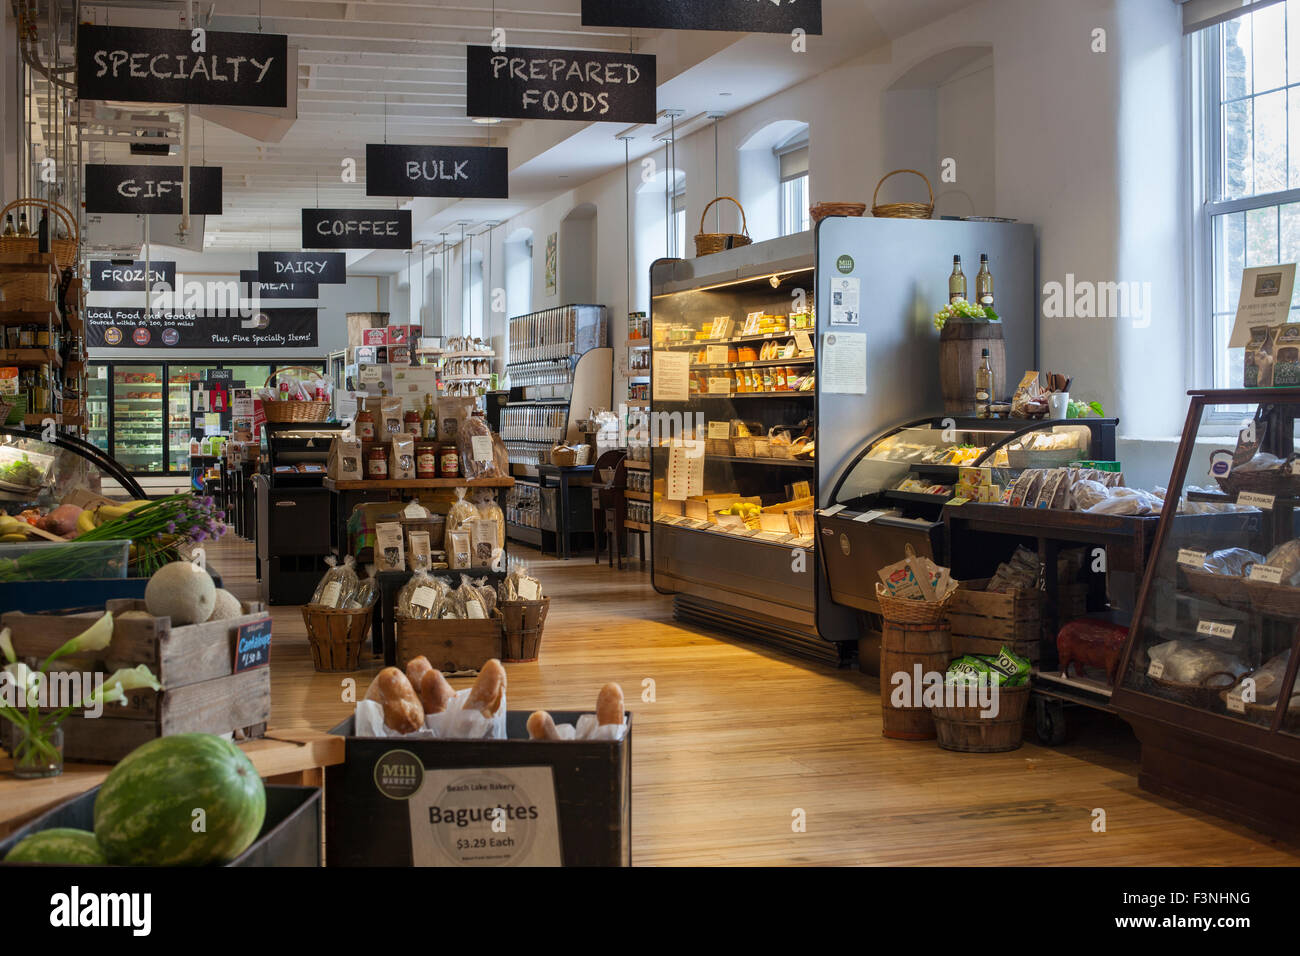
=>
[976,254,994,308]
[421,392,436,439]
[975,348,994,419]
[2,214,14,237]
[16,213,30,237]
[37,208,49,253]
[949,255,966,303]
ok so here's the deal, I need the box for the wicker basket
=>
[1210,448,1300,498]
[301,603,373,672]
[500,596,550,662]
[732,436,756,458]
[767,425,795,460]
[810,202,867,223]
[1180,566,1250,610]
[1243,577,1300,620]
[262,365,332,423]
[871,169,935,219]
[1147,670,1240,709]
[550,443,591,466]
[0,199,78,300]
[695,196,752,257]
[875,582,952,626]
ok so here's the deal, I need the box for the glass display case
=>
[86,365,110,454]
[111,363,165,472]
[1112,388,1300,840]
[167,365,203,472]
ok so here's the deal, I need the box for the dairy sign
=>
[77,25,288,107]
[465,45,656,124]
[84,307,318,350]
[257,251,347,285]
[366,145,509,199]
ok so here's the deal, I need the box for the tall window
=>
[506,235,533,318]
[1195,0,1300,391]
[777,138,810,236]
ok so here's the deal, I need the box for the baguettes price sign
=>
[301,208,412,250]
[366,144,509,199]
[77,25,288,107]
[465,45,656,124]
[581,0,822,34]
[84,164,222,215]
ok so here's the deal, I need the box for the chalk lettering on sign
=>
[466,45,656,124]
[366,145,509,199]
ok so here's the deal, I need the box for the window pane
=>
[1223,97,1254,198]
[1223,14,1252,100]
[1254,89,1288,192]
[1289,1,1300,86]
[1214,211,1245,313]
[1254,2,1286,93]
[1281,204,1300,301]
[1246,204,1280,266]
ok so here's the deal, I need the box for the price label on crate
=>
[1248,564,1285,584]
[794,331,814,353]
[852,509,888,524]
[1196,620,1237,640]
[234,617,272,673]
[1147,658,1165,679]
[820,504,845,517]
[946,496,971,507]
[408,766,561,867]
[1238,491,1275,510]
[1226,691,1247,714]
[1176,548,1207,568]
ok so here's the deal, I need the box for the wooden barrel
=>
[879,621,951,740]
[931,683,1030,752]
[939,319,1006,414]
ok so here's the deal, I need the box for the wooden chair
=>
[591,449,629,568]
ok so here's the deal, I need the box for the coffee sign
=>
[85,164,222,215]
[258,251,347,285]
[301,208,412,250]
[465,45,656,124]
[90,260,176,292]
[581,0,822,34]
[366,145,509,199]
[239,270,318,300]
[77,25,288,107]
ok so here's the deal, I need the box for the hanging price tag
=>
[1238,491,1275,509]
[1176,548,1207,568]
[1248,564,1285,584]
[1147,658,1165,679]
[1196,620,1237,640]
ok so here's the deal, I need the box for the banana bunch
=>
[0,514,32,542]
[78,499,152,534]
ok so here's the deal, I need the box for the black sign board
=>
[205,368,235,383]
[84,306,319,350]
[234,617,272,673]
[581,0,821,34]
[90,260,176,292]
[77,25,289,107]
[258,251,346,285]
[238,269,318,299]
[85,164,222,215]
[302,208,412,250]
[365,144,510,199]
[465,45,656,124]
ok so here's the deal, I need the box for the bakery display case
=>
[1112,388,1300,840]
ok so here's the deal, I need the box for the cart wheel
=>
[1034,697,1066,746]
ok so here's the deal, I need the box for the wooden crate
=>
[393,615,501,674]
[0,598,272,763]
[946,578,1040,642]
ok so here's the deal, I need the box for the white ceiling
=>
[48,0,982,265]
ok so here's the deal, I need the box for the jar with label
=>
[416,442,439,479]
[439,446,460,478]
[404,409,422,437]
[355,409,376,441]
[367,445,389,479]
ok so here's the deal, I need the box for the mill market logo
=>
[374,749,424,799]
[103,326,122,345]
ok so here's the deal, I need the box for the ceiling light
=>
[472,117,502,125]
[769,275,781,289]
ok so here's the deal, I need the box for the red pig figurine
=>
[1056,618,1130,683]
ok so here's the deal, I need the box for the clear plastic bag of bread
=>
[310,555,360,608]
[454,574,490,620]
[470,575,497,616]
[456,413,502,479]
[396,569,448,620]
[1264,539,1300,586]
[444,487,478,554]
[1203,547,1264,577]
[499,562,544,603]
[343,577,379,610]
[526,682,627,742]
[473,489,506,551]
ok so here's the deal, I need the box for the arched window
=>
[505,229,533,318]
[737,120,810,242]
[776,130,810,236]
[468,251,485,338]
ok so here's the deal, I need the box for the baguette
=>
[419,668,457,714]
[405,655,434,690]
[365,667,425,734]
[526,710,563,740]
[464,658,506,717]
[596,682,624,726]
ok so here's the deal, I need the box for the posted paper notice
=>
[822,332,866,394]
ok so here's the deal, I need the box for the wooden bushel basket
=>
[301,604,373,672]
[500,596,550,662]
[0,198,78,299]
[931,682,1030,752]
[695,196,753,257]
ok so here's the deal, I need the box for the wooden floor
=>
[214,535,1300,866]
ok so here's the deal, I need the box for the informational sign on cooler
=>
[651,350,689,402]
[828,275,860,326]
[465,45,656,124]
[407,766,562,867]
[821,332,866,394]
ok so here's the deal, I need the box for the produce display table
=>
[0,730,344,838]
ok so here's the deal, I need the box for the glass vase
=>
[11,725,64,779]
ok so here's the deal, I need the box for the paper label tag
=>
[1238,491,1275,509]
[853,509,888,524]
[708,377,731,394]
[1249,563,1285,584]
[518,578,540,601]
[1177,548,1207,568]
[946,496,970,507]
[1226,692,1247,714]
[1196,620,1237,639]
[471,434,493,462]
[403,499,426,518]
[233,617,272,673]
[794,331,813,353]
[821,504,846,516]
[715,513,747,530]
[705,345,729,365]
[1147,658,1165,679]
[320,581,342,607]
[707,421,730,440]
[411,586,438,611]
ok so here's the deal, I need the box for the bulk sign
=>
[465,45,656,124]
[366,145,509,199]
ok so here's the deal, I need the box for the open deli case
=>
[1112,388,1300,840]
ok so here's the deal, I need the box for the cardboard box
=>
[391,366,440,410]
[388,345,411,366]
[362,327,388,346]
[347,311,388,347]
[385,324,420,345]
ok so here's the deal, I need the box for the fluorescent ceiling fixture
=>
[471,117,502,125]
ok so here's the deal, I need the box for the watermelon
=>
[93,733,266,866]
[4,828,107,865]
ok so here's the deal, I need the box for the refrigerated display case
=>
[86,365,110,454]
[167,365,203,472]
[111,364,165,473]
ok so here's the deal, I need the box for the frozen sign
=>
[466,45,656,124]
[78,25,287,107]
[366,145,509,199]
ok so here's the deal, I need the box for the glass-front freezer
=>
[87,365,110,454]
[111,364,165,472]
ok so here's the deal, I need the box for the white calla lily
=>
[0,627,14,664]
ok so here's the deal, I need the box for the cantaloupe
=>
[207,588,243,622]
[144,561,216,625]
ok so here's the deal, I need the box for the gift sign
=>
[84,163,222,215]
[407,766,561,866]
[234,617,272,673]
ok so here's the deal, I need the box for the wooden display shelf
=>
[625,490,650,501]
[0,251,57,272]
[658,329,816,351]
[706,454,814,468]
[0,348,60,368]
[440,349,495,359]
[323,476,514,491]
[0,306,58,326]
[661,390,814,401]
[625,520,651,531]
[625,460,650,470]
[690,356,814,371]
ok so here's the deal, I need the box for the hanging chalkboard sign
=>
[238,269,318,299]
[366,145,509,199]
[301,208,412,250]
[84,306,318,350]
[465,45,656,124]
[258,251,347,285]
[581,0,821,34]
[77,25,289,107]
[90,260,176,292]
[84,164,222,215]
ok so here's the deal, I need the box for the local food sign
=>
[465,45,656,124]
[257,251,347,285]
[84,164,222,215]
[90,260,176,292]
[581,0,822,34]
[84,306,319,350]
[301,208,412,250]
[239,269,318,300]
[366,145,509,199]
[77,25,289,107]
